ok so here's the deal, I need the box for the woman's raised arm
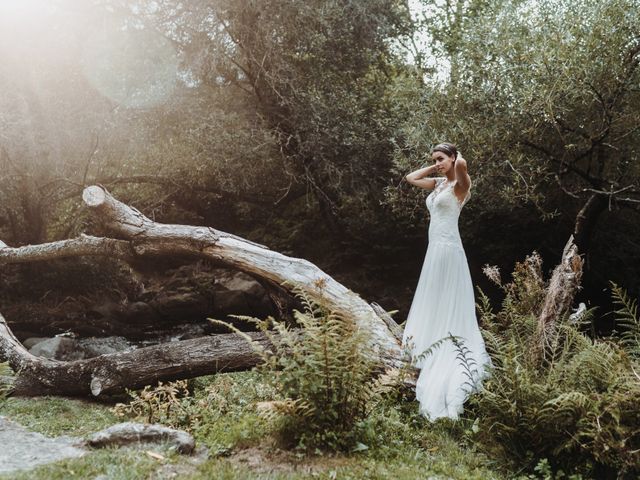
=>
[405,164,439,190]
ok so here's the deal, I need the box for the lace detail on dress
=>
[425,177,471,250]
[428,178,471,209]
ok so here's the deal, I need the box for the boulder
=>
[28,337,84,361]
[22,337,49,349]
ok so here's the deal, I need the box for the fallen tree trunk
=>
[0,185,408,396]
[0,235,134,264]
[80,185,402,367]
[0,312,280,396]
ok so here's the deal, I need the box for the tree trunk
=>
[533,234,584,362]
[0,312,280,396]
[80,185,403,367]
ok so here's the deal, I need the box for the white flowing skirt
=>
[402,240,492,420]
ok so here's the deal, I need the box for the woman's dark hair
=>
[430,142,458,161]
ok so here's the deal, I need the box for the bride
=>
[402,142,492,420]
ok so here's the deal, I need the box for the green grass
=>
[0,371,518,480]
[0,396,119,436]
[3,448,182,480]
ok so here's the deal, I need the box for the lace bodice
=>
[425,177,471,250]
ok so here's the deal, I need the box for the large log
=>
[0,185,407,396]
[0,235,134,264]
[0,312,277,396]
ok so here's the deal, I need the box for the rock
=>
[213,290,251,315]
[77,336,135,357]
[0,417,197,476]
[86,302,118,320]
[174,323,208,341]
[121,301,157,323]
[150,292,210,320]
[0,416,86,475]
[28,337,84,361]
[86,422,195,454]
[214,271,273,317]
[219,272,266,299]
[22,337,49,349]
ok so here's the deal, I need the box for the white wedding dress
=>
[402,177,492,420]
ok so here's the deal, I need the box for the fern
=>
[453,336,488,400]
[475,286,498,331]
[467,255,640,477]
[209,281,381,452]
[408,334,456,365]
[610,281,640,357]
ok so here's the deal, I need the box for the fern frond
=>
[476,286,498,332]
[610,281,640,356]
[413,334,457,364]
[207,317,272,363]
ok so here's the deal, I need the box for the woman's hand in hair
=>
[454,153,470,187]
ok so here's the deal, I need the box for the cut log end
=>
[90,377,103,397]
[82,185,107,207]
[534,235,584,360]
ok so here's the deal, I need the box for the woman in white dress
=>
[403,142,492,420]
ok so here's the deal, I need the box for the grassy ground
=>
[0,371,520,480]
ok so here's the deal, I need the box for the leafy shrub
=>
[210,283,389,452]
[465,252,640,478]
[112,371,278,455]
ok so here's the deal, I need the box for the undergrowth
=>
[0,362,13,401]
[208,282,396,453]
[464,251,640,479]
[107,254,640,478]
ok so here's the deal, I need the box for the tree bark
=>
[80,185,403,367]
[533,234,584,361]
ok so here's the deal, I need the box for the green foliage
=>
[466,252,640,477]
[1,448,180,480]
[111,371,277,456]
[210,283,387,452]
[0,396,118,437]
[611,280,640,358]
[0,362,14,401]
[112,380,193,427]
[0,371,504,479]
